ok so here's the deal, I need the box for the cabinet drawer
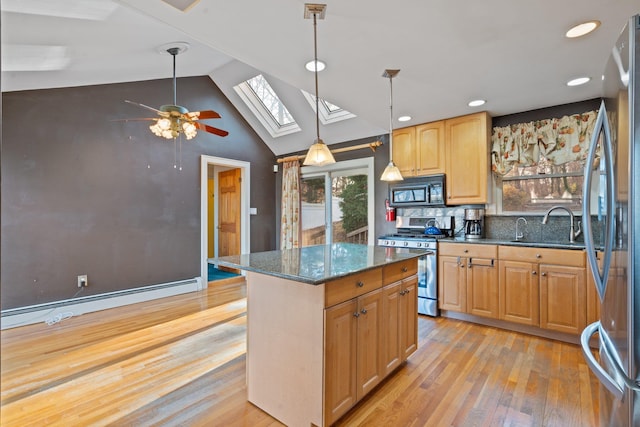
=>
[439,242,497,259]
[325,268,382,307]
[499,246,585,267]
[383,259,418,284]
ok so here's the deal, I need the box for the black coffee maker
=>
[464,208,484,239]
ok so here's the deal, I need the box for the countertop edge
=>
[211,248,428,285]
[439,238,587,250]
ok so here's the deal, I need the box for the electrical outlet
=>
[77,275,88,288]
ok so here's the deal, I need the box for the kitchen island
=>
[211,243,426,427]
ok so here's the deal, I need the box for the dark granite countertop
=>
[438,237,586,250]
[209,243,428,285]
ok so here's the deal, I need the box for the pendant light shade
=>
[302,3,335,167]
[380,69,403,181]
[304,138,335,166]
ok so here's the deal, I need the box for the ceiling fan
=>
[123,43,228,140]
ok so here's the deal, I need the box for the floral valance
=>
[491,110,597,176]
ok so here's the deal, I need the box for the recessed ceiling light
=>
[468,99,486,107]
[566,20,601,38]
[398,116,411,122]
[305,59,325,72]
[567,77,590,86]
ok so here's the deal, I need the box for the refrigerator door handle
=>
[582,100,615,302]
[581,321,625,400]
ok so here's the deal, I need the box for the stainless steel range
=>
[377,216,442,316]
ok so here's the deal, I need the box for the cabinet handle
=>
[536,254,541,259]
[353,312,360,318]
[404,288,410,294]
[464,249,469,253]
[361,308,368,315]
[541,272,547,276]
[356,281,364,288]
[532,271,537,275]
[401,266,408,273]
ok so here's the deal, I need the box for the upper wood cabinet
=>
[392,112,489,205]
[444,112,490,205]
[393,126,417,177]
[393,121,445,177]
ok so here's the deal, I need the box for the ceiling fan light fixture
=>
[303,3,335,167]
[381,68,403,182]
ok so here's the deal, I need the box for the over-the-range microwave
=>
[388,174,446,207]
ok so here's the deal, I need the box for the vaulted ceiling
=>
[2,0,638,156]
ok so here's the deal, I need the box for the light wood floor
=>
[1,278,599,426]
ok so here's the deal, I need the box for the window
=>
[500,156,584,213]
[234,74,301,138]
[301,90,356,124]
[300,158,374,246]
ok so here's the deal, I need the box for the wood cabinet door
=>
[324,299,358,425]
[356,289,383,399]
[438,255,467,312]
[499,260,539,326]
[399,276,418,360]
[392,127,416,177]
[444,112,489,205]
[467,259,499,319]
[415,121,445,175]
[381,282,401,376]
[540,265,586,334]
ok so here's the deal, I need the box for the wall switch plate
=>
[250,207,257,215]
[77,275,88,288]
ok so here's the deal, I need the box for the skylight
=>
[234,74,301,138]
[301,90,356,124]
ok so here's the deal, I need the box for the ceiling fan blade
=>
[125,100,163,114]
[195,122,229,137]
[185,110,221,120]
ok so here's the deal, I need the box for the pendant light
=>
[380,69,404,181]
[303,3,335,166]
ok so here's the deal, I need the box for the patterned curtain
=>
[491,110,597,176]
[280,160,301,249]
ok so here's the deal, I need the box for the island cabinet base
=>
[246,271,325,427]
[244,259,419,427]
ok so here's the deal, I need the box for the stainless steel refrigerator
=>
[581,14,640,426]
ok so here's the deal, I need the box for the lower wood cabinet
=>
[539,264,586,334]
[382,276,418,376]
[498,246,586,335]
[499,260,540,325]
[438,242,498,319]
[324,265,418,425]
[325,289,383,424]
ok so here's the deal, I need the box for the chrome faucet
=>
[515,217,527,241]
[541,206,582,243]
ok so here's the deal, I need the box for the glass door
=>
[300,161,371,247]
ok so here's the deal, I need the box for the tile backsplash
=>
[397,207,603,245]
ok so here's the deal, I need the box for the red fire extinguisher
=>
[385,199,395,222]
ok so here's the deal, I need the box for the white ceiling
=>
[2,0,638,156]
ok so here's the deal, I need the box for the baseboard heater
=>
[0,277,203,330]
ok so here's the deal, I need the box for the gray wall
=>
[1,76,277,309]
